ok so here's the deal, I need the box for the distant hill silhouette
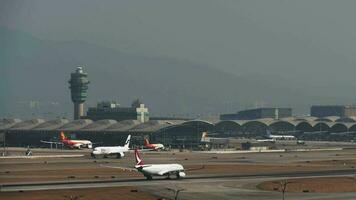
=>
[0,26,333,118]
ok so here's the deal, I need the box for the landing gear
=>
[176,172,180,179]
[91,153,96,159]
[103,155,108,158]
[145,175,153,180]
[116,154,122,159]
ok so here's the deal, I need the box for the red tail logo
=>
[135,149,144,166]
[144,139,150,146]
[60,132,67,141]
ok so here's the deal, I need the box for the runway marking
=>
[3,168,356,192]
[0,155,85,159]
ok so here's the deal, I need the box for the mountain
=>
[0,26,340,119]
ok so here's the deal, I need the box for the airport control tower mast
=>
[69,66,90,120]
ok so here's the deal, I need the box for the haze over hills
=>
[0,26,321,119]
[3,1,356,119]
[2,26,354,119]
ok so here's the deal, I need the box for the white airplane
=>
[101,149,187,180]
[91,135,131,159]
[133,149,186,180]
[266,130,295,140]
[256,138,276,142]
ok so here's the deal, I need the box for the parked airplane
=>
[101,149,186,180]
[266,130,295,140]
[41,131,93,149]
[201,132,229,143]
[144,138,165,151]
[256,138,276,142]
[91,135,131,158]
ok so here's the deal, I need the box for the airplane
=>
[144,138,165,151]
[102,149,186,180]
[266,130,295,140]
[200,132,229,143]
[41,131,93,149]
[91,135,131,158]
[256,138,276,142]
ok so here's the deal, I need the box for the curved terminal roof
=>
[4,117,356,135]
[130,120,184,133]
[106,120,141,132]
[59,119,93,131]
[181,120,215,128]
[0,119,22,130]
[315,116,340,122]
[336,116,356,122]
[10,119,46,130]
[294,116,318,121]
[81,119,117,131]
[33,119,70,130]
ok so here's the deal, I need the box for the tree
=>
[166,187,185,200]
[279,180,288,200]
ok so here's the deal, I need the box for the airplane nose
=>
[179,172,186,177]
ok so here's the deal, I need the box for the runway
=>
[3,168,356,192]
[4,147,356,199]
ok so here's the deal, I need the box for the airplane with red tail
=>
[41,131,93,149]
[144,138,164,151]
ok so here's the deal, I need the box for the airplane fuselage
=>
[145,144,165,150]
[92,146,128,156]
[136,164,185,177]
[62,139,92,149]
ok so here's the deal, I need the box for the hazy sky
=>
[2,0,356,83]
[2,0,356,118]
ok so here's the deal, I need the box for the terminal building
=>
[84,99,149,123]
[4,114,356,149]
[4,67,356,149]
[220,108,292,120]
[311,105,356,118]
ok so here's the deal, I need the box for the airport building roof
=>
[80,119,117,131]
[33,119,70,130]
[105,120,141,132]
[0,119,22,130]
[59,119,93,131]
[9,119,46,130]
[3,116,356,135]
[129,120,184,133]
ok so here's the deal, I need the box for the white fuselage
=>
[268,135,295,140]
[92,146,128,155]
[153,144,165,150]
[136,164,185,177]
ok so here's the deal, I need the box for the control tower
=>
[68,66,90,120]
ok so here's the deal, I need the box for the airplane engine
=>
[178,172,186,178]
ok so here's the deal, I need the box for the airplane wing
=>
[99,164,137,172]
[40,140,63,145]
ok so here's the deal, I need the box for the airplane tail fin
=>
[60,131,67,141]
[201,132,209,142]
[266,129,271,137]
[134,149,144,166]
[124,135,131,149]
[144,138,150,146]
